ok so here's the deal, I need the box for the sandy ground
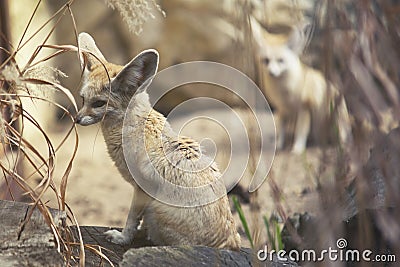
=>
[34,109,337,248]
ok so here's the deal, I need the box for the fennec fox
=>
[251,18,352,154]
[75,33,240,250]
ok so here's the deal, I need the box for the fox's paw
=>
[104,229,133,245]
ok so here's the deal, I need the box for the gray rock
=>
[120,246,298,267]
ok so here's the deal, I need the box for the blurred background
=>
[1,0,399,265]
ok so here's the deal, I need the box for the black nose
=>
[75,116,81,124]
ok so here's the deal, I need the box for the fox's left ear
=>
[287,22,312,55]
[111,49,159,95]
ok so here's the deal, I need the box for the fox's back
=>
[143,132,240,249]
[301,66,336,110]
[121,107,241,250]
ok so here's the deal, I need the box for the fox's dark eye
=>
[92,100,107,108]
[277,58,284,63]
[262,58,270,65]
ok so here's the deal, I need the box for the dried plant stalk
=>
[105,0,165,35]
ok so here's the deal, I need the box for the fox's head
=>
[250,17,309,78]
[75,32,159,126]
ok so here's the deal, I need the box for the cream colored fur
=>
[75,33,240,250]
[251,17,352,154]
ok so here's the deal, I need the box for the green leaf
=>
[232,196,253,248]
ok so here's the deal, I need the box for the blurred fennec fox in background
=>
[251,17,352,154]
[75,33,240,250]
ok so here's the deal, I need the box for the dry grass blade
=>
[19,110,56,200]
[0,0,115,265]
[65,204,85,267]
[22,77,78,112]
[17,0,75,57]
[1,2,79,264]
[22,7,68,74]
[81,244,115,267]
[6,118,57,235]
[15,0,42,51]
[0,90,80,263]
[0,160,35,199]
[59,125,78,211]
[66,3,81,64]
[0,1,73,70]
[1,94,77,197]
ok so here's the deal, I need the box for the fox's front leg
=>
[292,109,310,154]
[105,187,150,245]
[274,113,286,150]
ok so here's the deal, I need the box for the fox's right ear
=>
[78,32,106,71]
[111,49,159,96]
[287,22,312,55]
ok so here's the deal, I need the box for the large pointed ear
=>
[111,49,159,95]
[287,22,312,55]
[78,32,106,70]
[250,16,267,51]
